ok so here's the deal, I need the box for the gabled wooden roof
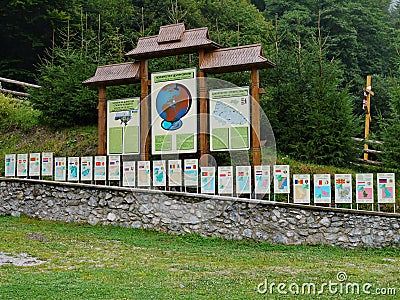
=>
[125,23,220,59]
[83,62,140,87]
[157,23,185,43]
[200,44,276,73]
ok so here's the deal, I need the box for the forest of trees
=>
[1,0,399,168]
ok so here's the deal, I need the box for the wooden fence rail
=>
[0,77,41,97]
[352,137,384,165]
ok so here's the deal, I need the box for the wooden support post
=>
[97,85,107,155]
[140,60,150,161]
[251,68,261,166]
[199,49,209,167]
[364,75,372,161]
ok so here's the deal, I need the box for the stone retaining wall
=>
[1,178,399,249]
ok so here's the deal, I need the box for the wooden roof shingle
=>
[125,24,220,59]
[156,23,185,43]
[83,62,140,87]
[200,44,276,73]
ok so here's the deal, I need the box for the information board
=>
[201,167,215,194]
[218,166,233,195]
[356,173,374,204]
[107,97,140,155]
[94,156,107,181]
[151,68,197,155]
[54,157,66,181]
[313,174,331,204]
[153,160,166,187]
[29,153,40,177]
[293,174,311,204]
[17,153,28,177]
[209,87,250,151]
[334,174,352,204]
[137,161,151,187]
[123,161,136,187]
[5,154,16,177]
[377,173,396,204]
[68,157,79,181]
[273,165,290,194]
[254,165,270,194]
[41,152,53,177]
[108,155,121,181]
[168,160,182,187]
[183,159,198,187]
[236,166,251,195]
[80,156,93,181]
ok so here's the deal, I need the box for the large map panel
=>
[210,87,250,151]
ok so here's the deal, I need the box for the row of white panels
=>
[4,154,396,204]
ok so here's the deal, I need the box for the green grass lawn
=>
[0,216,399,299]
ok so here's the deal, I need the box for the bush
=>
[0,94,40,131]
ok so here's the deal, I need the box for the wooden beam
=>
[251,68,261,166]
[140,60,150,161]
[0,88,31,98]
[364,75,372,160]
[97,86,107,155]
[199,49,209,167]
[0,77,41,89]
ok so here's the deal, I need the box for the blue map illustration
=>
[238,176,250,191]
[315,186,330,199]
[154,168,165,183]
[212,101,247,126]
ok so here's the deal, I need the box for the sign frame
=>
[209,86,251,151]
[107,97,140,155]
[151,68,197,155]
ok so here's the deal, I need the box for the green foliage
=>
[0,94,40,131]
[265,30,358,166]
[381,74,400,169]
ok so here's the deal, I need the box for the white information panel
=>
[108,155,121,181]
[293,174,311,204]
[94,156,107,181]
[29,153,41,177]
[334,174,352,204]
[356,173,374,204]
[236,166,251,195]
[68,157,79,181]
[151,68,197,155]
[17,153,28,177]
[254,165,270,195]
[54,157,66,181]
[313,174,331,204]
[41,152,53,177]
[210,87,250,151]
[377,173,396,204]
[168,160,182,187]
[5,154,16,177]
[184,159,198,187]
[107,97,140,155]
[201,167,216,194]
[80,156,93,181]
[153,160,166,187]
[218,166,233,195]
[123,161,136,187]
[137,161,151,187]
[273,165,290,194]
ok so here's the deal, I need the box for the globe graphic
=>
[156,83,192,130]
